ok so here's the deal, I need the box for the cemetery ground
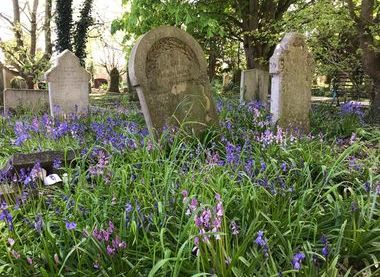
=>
[0,93,379,276]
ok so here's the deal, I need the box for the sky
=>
[0,0,126,70]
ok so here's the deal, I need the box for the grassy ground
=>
[0,94,379,276]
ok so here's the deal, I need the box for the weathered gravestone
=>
[128,26,218,135]
[3,89,49,113]
[45,50,91,117]
[0,150,77,178]
[240,69,270,104]
[0,150,77,195]
[270,33,314,131]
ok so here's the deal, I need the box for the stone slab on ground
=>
[1,150,77,178]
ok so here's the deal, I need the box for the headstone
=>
[128,26,218,135]
[270,33,314,131]
[93,78,108,89]
[0,150,77,179]
[45,50,91,117]
[3,89,49,113]
[240,69,269,104]
[3,67,20,89]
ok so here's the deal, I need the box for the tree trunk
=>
[12,0,23,49]
[243,34,255,69]
[44,0,52,57]
[108,67,120,93]
[26,75,34,89]
[30,0,39,57]
[356,0,380,123]
[208,43,217,81]
[369,74,380,123]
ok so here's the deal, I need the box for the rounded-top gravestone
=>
[128,26,218,135]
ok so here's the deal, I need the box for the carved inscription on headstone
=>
[45,50,90,117]
[270,33,314,131]
[129,26,218,135]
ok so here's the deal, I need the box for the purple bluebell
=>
[281,162,287,172]
[53,158,62,169]
[364,182,371,193]
[255,230,269,256]
[321,235,329,257]
[34,214,43,234]
[0,201,13,231]
[292,251,305,270]
[66,221,77,230]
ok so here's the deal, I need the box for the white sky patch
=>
[0,0,126,67]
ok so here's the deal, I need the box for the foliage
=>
[55,0,74,53]
[73,0,95,65]
[55,0,94,65]
[0,95,379,276]
[285,0,361,78]
[113,0,304,72]
[0,40,50,86]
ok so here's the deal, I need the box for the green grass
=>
[0,96,379,276]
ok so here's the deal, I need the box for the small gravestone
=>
[1,150,77,177]
[240,69,269,104]
[270,33,314,131]
[0,150,77,196]
[45,50,90,117]
[128,26,218,135]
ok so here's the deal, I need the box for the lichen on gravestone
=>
[128,26,218,136]
[269,33,314,132]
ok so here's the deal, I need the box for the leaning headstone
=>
[45,50,90,117]
[240,69,269,104]
[270,33,314,131]
[128,26,218,135]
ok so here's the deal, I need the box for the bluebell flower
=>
[363,182,371,193]
[34,214,43,234]
[255,230,269,256]
[292,251,305,270]
[66,221,77,230]
[53,158,62,169]
[321,235,329,257]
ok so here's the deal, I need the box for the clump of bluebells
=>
[340,101,365,121]
[0,97,378,276]
[182,192,225,255]
[93,221,127,256]
[0,201,14,231]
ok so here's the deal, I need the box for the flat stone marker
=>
[0,150,77,180]
[240,69,269,104]
[270,33,314,131]
[128,26,218,135]
[45,50,90,117]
